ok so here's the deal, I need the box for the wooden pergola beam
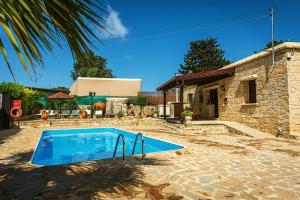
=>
[163,91,167,119]
[179,85,184,119]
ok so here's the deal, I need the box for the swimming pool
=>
[30,128,183,166]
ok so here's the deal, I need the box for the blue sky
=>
[0,0,299,91]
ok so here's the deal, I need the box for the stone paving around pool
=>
[0,123,300,200]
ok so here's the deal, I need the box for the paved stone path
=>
[0,125,300,199]
[189,120,271,138]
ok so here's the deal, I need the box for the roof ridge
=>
[222,41,300,69]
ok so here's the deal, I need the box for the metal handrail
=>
[113,134,126,162]
[132,133,145,158]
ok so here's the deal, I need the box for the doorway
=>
[209,89,219,118]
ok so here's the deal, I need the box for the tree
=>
[179,38,230,74]
[51,87,69,91]
[264,40,285,49]
[0,1,107,81]
[254,40,285,53]
[71,51,114,80]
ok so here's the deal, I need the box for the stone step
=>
[222,121,272,138]
[165,120,272,138]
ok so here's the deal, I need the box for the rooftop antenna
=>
[270,8,275,65]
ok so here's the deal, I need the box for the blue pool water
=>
[30,128,183,166]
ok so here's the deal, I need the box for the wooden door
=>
[209,89,219,118]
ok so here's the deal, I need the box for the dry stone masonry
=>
[184,43,300,137]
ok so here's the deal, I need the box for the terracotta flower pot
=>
[41,111,49,120]
[81,111,88,119]
[94,102,105,110]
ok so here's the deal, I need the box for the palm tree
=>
[0,0,107,81]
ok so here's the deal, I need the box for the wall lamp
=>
[220,85,225,92]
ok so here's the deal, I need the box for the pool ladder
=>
[132,133,145,159]
[113,134,126,162]
[112,133,145,162]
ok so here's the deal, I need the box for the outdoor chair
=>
[35,110,43,119]
[85,110,91,117]
[61,110,71,118]
[70,110,80,118]
[95,110,103,118]
[49,110,59,118]
[105,112,114,118]
[105,108,115,118]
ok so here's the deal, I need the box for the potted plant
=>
[181,109,193,125]
[41,110,49,120]
[80,109,88,119]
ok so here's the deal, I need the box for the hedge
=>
[0,82,47,115]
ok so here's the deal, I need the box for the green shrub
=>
[181,109,193,118]
[127,96,147,106]
[136,96,147,106]
[117,110,124,119]
[127,96,137,105]
[47,101,58,110]
[0,82,47,115]
[60,99,78,110]
[46,99,78,110]
[0,82,80,115]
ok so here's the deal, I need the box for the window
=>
[248,80,257,103]
[188,93,193,104]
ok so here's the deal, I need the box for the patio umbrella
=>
[47,92,73,117]
[37,96,48,107]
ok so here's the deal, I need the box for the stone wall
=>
[105,98,159,117]
[127,105,158,117]
[218,50,290,136]
[187,49,293,136]
[183,86,196,108]
[287,50,300,136]
[20,118,165,129]
[105,98,128,115]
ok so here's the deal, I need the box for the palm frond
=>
[0,0,108,80]
[0,38,15,81]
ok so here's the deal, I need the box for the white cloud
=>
[99,6,128,39]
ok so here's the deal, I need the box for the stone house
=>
[157,42,300,137]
